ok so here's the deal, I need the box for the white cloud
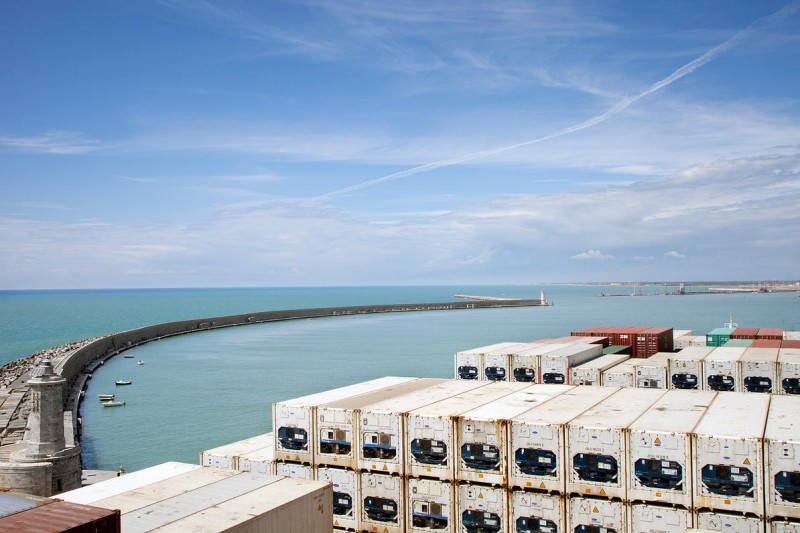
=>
[571,249,614,260]
[664,251,686,259]
[0,132,100,154]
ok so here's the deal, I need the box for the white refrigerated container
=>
[702,347,746,392]
[764,394,800,519]
[567,496,627,532]
[455,342,516,380]
[200,432,274,470]
[510,343,570,383]
[360,472,405,533]
[482,342,538,382]
[602,359,638,388]
[777,348,800,395]
[627,389,717,507]
[571,352,631,386]
[357,380,490,476]
[457,484,507,533]
[695,510,765,532]
[407,477,455,533]
[770,520,800,533]
[316,465,359,532]
[668,346,715,390]
[272,376,417,464]
[237,442,276,476]
[455,384,573,486]
[509,489,565,533]
[508,386,620,493]
[276,461,314,480]
[538,344,603,385]
[315,378,444,469]
[633,351,672,389]
[630,502,692,532]
[692,392,771,516]
[566,388,667,499]
[739,347,779,393]
[406,382,532,481]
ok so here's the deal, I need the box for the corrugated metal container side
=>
[707,328,737,347]
[509,489,565,533]
[692,392,771,517]
[59,462,202,506]
[630,502,692,532]
[567,496,627,532]
[778,349,800,395]
[455,384,573,486]
[786,332,800,341]
[360,472,405,533]
[273,376,417,464]
[508,386,620,493]
[456,483,507,533]
[357,380,490,476]
[571,352,630,386]
[147,477,332,533]
[481,342,537,382]
[703,347,746,392]
[0,492,54,519]
[316,379,444,469]
[567,388,667,500]
[669,346,715,390]
[674,329,694,339]
[764,394,800,519]
[602,359,638,388]
[676,335,708,350]
[407,477,455,533]
[739,348,779,393]
[754,340,783,348]
[276,461,314,480]
[406,382,532,481]
[782,340,800,349]
[538,344,603,384]
[0,500,121,533]
[635,327,675,359]
[237,442,276,475]
[510,343,570,383]
[770,519,800,533]
[758,329,785,340]
[633,351,672,389]
[200,432,274,469]
[627,389,717,507]
[317,465,359,532]
[695,510,765,532]
[732,328,760,340]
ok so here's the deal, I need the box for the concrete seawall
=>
[0,299,544,455]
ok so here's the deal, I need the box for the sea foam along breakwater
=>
[0,298,543,468]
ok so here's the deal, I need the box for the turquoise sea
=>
[1,285,798,472]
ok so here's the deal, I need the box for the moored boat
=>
[115,380,132,385]
[123,354,135,358]
[98,394,115,400]
[137,360,144,365]
[102,400,125,407]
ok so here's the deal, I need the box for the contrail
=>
[316,2,800,201]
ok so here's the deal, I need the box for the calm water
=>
[1,285,798,471]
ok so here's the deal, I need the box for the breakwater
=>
[0,299,544,459]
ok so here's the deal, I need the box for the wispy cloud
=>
[664,251,686,259]
[0,132,100,154]
[572,250,614,260]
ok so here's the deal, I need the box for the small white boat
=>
[98,394,115,401]
[102,400,126,407]
[137,360,144,365]
[115,380,132,386]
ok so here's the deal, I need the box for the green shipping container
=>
[706,327,736,347]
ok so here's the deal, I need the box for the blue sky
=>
[1,1,799,289]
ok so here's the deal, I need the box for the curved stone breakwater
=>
[0,299,543,464]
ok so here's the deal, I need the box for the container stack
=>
[778,348,800,395]
[571,326,673,358]
[740,346,780,393]
[702,347,746,392]
[571,352,631,386]
[631,351,672,389]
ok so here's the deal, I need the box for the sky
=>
[1,1,799,289]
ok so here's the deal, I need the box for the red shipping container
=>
[781,340,800,349]
[0,500,120,533]
[752,339,782,348]
[731,328,759,339]
[757,328,783,340]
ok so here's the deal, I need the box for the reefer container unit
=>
[360,471,405,533]
[509,489,565,533]
[635,327,675,359]
[455,384,573,486]
[566,387,667,499]
[568,496,627,532]
[771,520,800,533]
[508,386,620,493]
[627,389,717,507]
[316,465,359,531]
[740,348,779,393]
[778,349,800,395]
[764,394,800,519]
[237,443,276,475]
[703,347,746,392]
[693,392,771,517]
[316,378,445,469]
[455,342,515,380]
[457,483,507,533]
[669,346,715,390]
[633,352,672,389]
[707,328,737,347]
[0,500,121,533]
[510,343,570,383]
[676,335,708,350]
[407,382,531,481]
[407,477,455,533]
[273,376,417,464]
[630,502,692,532]
[276,461,314,480]
[695,510,765,532]
[602,359,638,388]
[571,352,631,386]
[200,432,274,469]
[539,343,603,384]
[482,342,537,381]
[357,380,490,476]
